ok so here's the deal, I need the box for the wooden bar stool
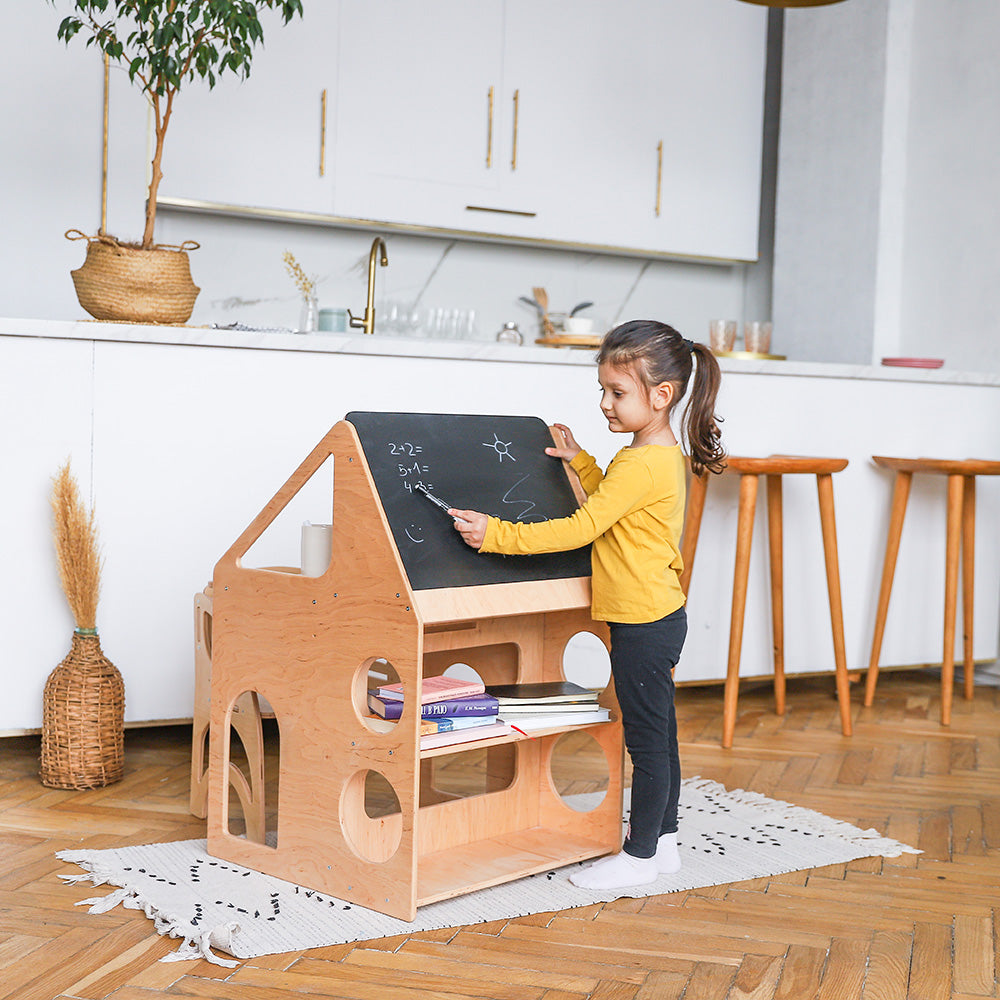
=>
[864,457,1000,725]
[683,456,853,748]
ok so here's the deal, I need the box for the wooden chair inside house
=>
[680,456,853,748]
[864,457,1000,725]
[189,584,267,841]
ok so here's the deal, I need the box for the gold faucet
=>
[348,237,388,335]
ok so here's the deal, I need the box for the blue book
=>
[420,715,499,734]
[368,691,499,720]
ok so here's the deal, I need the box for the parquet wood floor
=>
[3,669,999,999]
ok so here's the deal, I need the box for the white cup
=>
[301,521,333,576]
[564,317,594,335]
[317,308,347,333]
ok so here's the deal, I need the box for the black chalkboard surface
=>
[346,412,592,591]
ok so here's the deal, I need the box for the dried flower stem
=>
[283,250,315,301]
[51,462,102,630]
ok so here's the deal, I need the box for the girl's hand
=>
[449,510,488,549]
[545,422,582,462]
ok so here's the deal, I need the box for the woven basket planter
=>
[67,230,200,325]
[41,631,125,789]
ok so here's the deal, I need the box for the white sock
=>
[568,851,658,890]
[655,832,681,874]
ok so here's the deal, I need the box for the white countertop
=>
[3,315,999,387]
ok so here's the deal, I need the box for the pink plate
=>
[881,357,944,369]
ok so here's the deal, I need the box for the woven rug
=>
[57,777,918,967]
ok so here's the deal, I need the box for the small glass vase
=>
[298,294,319,334]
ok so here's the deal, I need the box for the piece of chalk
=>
[414,483,452,511]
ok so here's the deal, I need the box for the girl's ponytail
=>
[682,342,726,477]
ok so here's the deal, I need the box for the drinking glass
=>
[744,321,773,354]
[405,304,424,337]
[709,319,737,354]
[381,300,402,336]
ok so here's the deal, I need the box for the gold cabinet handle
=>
[511,89,520,170]
[486,85,494,167]
[319,89,327,177]
[655,140,663,217]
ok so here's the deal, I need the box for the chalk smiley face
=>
[404,523,425,544]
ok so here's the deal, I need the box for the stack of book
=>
[486,681,610,732]
[367,675,509,748]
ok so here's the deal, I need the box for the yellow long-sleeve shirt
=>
[480,445,687,623]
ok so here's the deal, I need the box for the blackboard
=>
[346,411,592,591]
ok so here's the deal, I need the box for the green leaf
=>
[51,1,305,102]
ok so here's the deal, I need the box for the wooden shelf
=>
[417,826,612,906]
[420,719,616,759]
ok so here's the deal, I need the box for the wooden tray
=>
[535,334,602,349]
[713,350,786,360]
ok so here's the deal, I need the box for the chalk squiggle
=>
[502,475,537,522]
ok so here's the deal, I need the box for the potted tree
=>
[56,0,303,324]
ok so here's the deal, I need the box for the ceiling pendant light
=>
[738,0,849,7]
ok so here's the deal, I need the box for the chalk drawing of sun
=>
[483,433,516,462]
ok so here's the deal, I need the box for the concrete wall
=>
[774,0,1000,373]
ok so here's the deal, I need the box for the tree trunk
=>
[142,92,175,249]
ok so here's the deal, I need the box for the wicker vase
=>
[66,230,200,325]
[41,630,125,789]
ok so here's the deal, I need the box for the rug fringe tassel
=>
[56,849,242,967]
[161,926,242,968]
[683,776,922,857]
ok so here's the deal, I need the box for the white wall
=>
[2,3,773,352]
[773,1,889,365]
[774,0,1000,373]
[899,0,1000,372]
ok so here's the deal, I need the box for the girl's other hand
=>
[449,510,488,549]
[545,422,581,462]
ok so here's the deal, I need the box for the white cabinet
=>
[156,5,339,214]
[332,1,506,231]
[627,0,769,261]
[483,0,653,247]
[333,0,767,260]
[333,0,646,245]
[498,0,768,259]
[156,1,767,261]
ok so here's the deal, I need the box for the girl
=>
[449,320,726,891]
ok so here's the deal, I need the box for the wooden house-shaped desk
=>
[206,412,624,920]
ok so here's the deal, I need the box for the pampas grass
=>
[51,461,102,631]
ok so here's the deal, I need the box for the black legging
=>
[608,605,687,859]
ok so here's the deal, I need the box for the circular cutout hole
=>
[355,657,402,732]
[441,660,483,685]
[562,631,611,690]
[340,768,402,862]
[549,730,610,813]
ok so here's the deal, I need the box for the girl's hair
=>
[597,319,726,476]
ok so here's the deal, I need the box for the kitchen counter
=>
[3,316,998,731]
[4,316,999,387]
